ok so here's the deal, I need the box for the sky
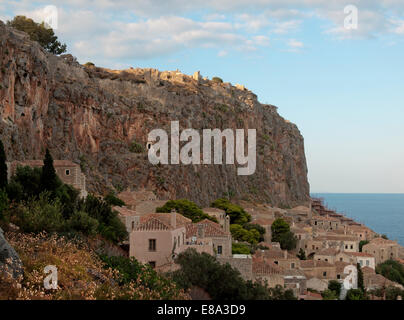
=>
[1,0,403,194]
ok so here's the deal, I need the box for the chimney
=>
[197,224,205,238]
[171,209,176,229]
[224,215,230,233]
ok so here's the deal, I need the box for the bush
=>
[230,224,260,245]
[7,165,42,202]
[271,218,297,250]
[104,192,125,207]
[13,193,66,233]
[67,211,99,236]
[345,288,364,300]
[322,289,338,300]
[232,242,252,254]
[328,280,342,297]
[157,199,217,223]
[78,195,128,243]
[243,223,266,242]
[211,198,251,225]
[129,141,144,153]
[212,77,223,83]
[170,249,274,300]
[100,255,185,300]
[84,62,95,67]
[376,260,404,286]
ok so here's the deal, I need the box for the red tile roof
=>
[186,219,229,238]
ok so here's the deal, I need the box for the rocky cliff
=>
[0,20,310,207]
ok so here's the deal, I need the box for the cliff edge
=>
[0,20,310,207]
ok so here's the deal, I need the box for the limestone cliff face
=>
[0,21,310,207]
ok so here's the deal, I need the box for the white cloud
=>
[218,50,228,57]
[287,38,304,48]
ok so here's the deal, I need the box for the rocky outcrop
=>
[0,227,23,279]
[0,20,310,207]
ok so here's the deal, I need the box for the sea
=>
[310,193,404,246]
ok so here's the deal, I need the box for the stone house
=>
[117,189,157,210]
[254,248,300,271]
[218,255,253,281]
[314,248,340,264]
[129,212,191,270]
[306,277,329,292]
[362,238,400,265]
[336,251,376,270]
[311,215,345,232]
[252,257,284,288]
[202,208,227,229]
[7,160,87,198]
[283,269,307,297]
[252,218,274,243]
[113,206,140,235]
[185,219,232,258]
[347,225,376,241]
[299,260,337,280]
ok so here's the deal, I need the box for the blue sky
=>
[1,1,403,193]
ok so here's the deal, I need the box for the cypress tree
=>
[41,148,58,191]
[0,140,7,189]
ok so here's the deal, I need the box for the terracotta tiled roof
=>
[113,206,137,217]
[361,266,375,274]
[315,248,339,256]
[303,291,323,300]
[300,260,334,268]
[186,219,229,238]
[136,213,191,231]
[253,259,282,275]
[345,252,374,258]
[252,218,274,226]
[368,238,398,246]
[315,235,358,241]
[254,249,284,259]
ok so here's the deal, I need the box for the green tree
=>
[357,263,365,292]
[7,165,42,202]
[157,199,217,223]
[271,218,290,242]
[7,16,67,54]
[232,243,251,254]
[0,140,7,190]
[230,224,260,245]
[322,289,338,300]
[297,248,307,260]
[243,223,266,242]
[171,249,274,300]
[345,288,364,300]
[359,240,369,252]
[40,149,60,192]
[376,260,404,286]
[211,198,251,225]
[104,192,125,207]
[279,231,297,250]
[328,280,342,298]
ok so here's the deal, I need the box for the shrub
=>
[212,77,223,83]
[345,288,365,300]
[156,199,217,223]
[232,242,251,254]
[67,211,99,236]
[129,141,144,153]
[243,223,266,242]
[84,62,95,67]
[170,249,274,300]
[322,289,338,300]
[328,280,342,297]
[230,224,260,245]
[13,193,66,234]
[211,198,251,225]
[376,260,404,286]
[271,218,297,250]
[104,192,125,207]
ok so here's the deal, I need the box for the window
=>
[323,271,327,277]
[178,236,180,247]
[337,274,341,279]
[366,260,370,266]
[314,221,318,226]
[148,261,156,269]
[291,263,295,269]
[274,261,278,265]
[325,259,328,262]
[149,239,156,252]
[350,245,353,249]
[345,245,348,249]
[340,258,343,262]
[217,246,223,255]
[65,169,70,176]
[131,221,135,230]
